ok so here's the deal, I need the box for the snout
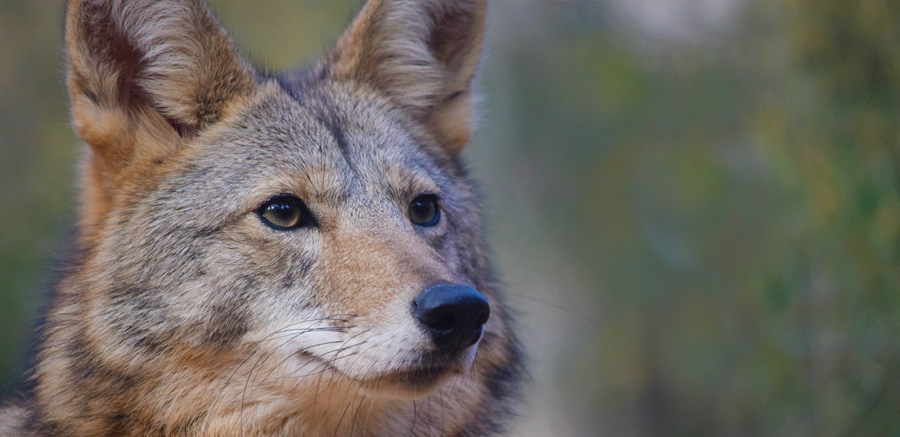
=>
[412,284,490,353]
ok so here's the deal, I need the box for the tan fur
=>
[0,0,522,435]
[331,0,487,153]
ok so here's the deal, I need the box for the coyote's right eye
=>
[257,195,308,230]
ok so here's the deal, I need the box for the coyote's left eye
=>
[409,194,441,227]
[258,195,308,230]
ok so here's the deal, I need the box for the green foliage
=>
[781,0,900,433]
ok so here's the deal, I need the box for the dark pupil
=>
[410,196,438,225]
[269,203,293,220]
[264,199,300,227]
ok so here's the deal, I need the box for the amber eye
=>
[258,196,307,230]
[409,195,441,227]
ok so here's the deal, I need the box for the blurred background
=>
[2,0,899,435]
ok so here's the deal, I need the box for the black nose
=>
[412,284,490,352]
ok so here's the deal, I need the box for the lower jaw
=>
[353,365,456,399]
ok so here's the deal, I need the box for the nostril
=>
[476,309,489,327]
[430,310,457,332]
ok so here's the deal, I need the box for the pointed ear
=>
[65,0,257,174]
[330,0,487,155]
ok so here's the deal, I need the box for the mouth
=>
[371,364,454,387]
[297,349,472,399]
[354,362,462,399]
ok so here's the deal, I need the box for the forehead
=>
[186,81,448,205]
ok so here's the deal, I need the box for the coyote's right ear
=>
[330,0,487,155]
[65,0,257,175]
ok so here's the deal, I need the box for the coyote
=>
[0,0,523,435]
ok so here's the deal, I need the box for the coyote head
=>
[25,0,522,435]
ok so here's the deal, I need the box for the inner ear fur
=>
[330,0,487,155]
[65,0,258,174]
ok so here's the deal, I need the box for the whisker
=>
[350,393,367,437]
[255,338,349,388]
[409,399,417,437]
[209,318,354,426]
[504,291,599,326]
[313,329,371,406]
[334,384,364,437]
[249,326,356,396]
[323,333,370,410]
[363,396,375,435]
[242,329,320,419]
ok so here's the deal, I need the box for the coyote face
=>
[0,0,523,435]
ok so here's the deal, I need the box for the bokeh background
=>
[2,0,899,435]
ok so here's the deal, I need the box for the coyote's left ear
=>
[65,0,257,171]
[330,0,487,155]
